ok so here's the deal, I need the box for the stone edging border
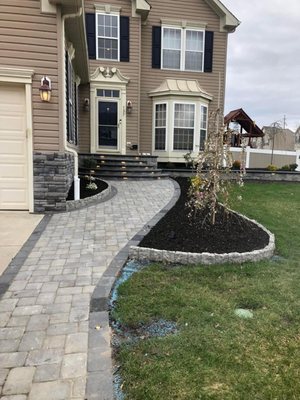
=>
[66,180,113,211]
[129,209,275,265]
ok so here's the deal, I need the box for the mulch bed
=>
[67,177,108,201]
[139,177,269,254]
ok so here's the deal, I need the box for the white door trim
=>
[0,67,34,212]
[90,67,129,154]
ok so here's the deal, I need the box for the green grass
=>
[113,182,300,400]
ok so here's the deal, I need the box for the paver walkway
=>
[0,179,175,400]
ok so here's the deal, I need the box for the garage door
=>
[0,84,28,210]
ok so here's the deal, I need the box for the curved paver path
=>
[0,179,175,400]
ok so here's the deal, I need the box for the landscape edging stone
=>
[129,208,275,265]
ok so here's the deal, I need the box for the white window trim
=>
[96,11,120,61]
[161,26,205,72]
[153,102,168,152]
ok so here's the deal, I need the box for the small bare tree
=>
[188,109,244,225]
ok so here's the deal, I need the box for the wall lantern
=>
[126,100,133,114]
[39,76,52,102]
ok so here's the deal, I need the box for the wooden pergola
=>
[224,108,264,147]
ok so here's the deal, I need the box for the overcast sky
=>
[221,0,300,131]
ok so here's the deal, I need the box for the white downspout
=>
[61,7,83,200]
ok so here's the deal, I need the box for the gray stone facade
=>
[33,152,74,213]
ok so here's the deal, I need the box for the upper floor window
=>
[162,27,204,72]
[97,13,119,61]
[152,26,213,72]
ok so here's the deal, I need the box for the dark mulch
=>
[67,177,108,201]
[139,177,269,254]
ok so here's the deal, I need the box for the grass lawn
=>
[113,181,300,400]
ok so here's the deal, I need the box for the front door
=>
[98,100,118,150]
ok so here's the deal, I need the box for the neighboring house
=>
[0,0,239,212]
[254,126,296,151]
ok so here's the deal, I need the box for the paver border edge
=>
[86,178,180,400]
[0,214,52,299]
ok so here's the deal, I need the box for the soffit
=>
[149,79,213,101]
[203,0,240,32]
[50,0,89,83]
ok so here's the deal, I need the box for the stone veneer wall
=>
[33,152,74,213]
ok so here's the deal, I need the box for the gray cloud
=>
[222,0,300,129]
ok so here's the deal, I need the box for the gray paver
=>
[28,380,72,400]
[0,179,175,400]
[65,332,88,354]
[60,353,87,379]
[3,367,35,395]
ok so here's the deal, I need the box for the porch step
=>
[79,153,169,180]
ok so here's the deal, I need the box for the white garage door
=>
[0,84,28,210]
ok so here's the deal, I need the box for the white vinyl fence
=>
[230,147,300,171]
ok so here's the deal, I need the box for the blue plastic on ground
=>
[109,259,147,308]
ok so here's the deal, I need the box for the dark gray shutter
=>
[85,13,96,59]
[152,26,161,69]
[120,16,130,62]
[204,31,214,73]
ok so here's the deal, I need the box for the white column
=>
[245,146,251,168]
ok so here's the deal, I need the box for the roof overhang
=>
[149,79,213,101]
[49,0,89,83]
[203,0,240,32]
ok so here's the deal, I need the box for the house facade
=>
[0,0,239,212]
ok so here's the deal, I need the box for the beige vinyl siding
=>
[0,0,60,152]
[140,0,229,152]
[84,0,141,152]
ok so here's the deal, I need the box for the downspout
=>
[61,7,83,200]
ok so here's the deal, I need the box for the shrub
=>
[82,157,97,169]
[279,163,298,171]
[267,164,278,171]
[232,160,241,169]
[289,163,298,171]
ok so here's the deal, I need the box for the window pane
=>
[174,104,195,128]
[186,30,203,51]
[173,129,193,150]
[200,129,206,151]
[155,128,166,150]
[98,38,118,60]
[162,50,181,69]
[155,104,166,150]
[200,105,208,151]
[185,52,203,71]
[162,28,181,69]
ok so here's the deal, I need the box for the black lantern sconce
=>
[39,76,52,102]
